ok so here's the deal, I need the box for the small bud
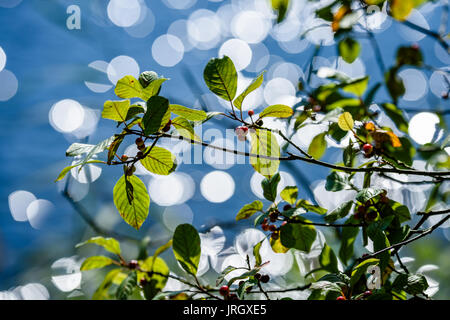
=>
[128,260,139,269]
[256,119,264,126]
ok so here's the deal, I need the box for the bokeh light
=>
[200,170,235,203]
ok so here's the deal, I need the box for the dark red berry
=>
[260,275,270,283]
[135,138,144,146]
[271,231,279,240]
[364,290,372,296]
[262,223,270,231]
[137,151,144,159]
[283,204,292,211]
[248,110,255,117]
[269,212,278,223]
[139,278,148,286]
[137,144,146,151]
[336,296,346,301]
[255,273,262,280]
[366,210,378,221]
[256,119,263,126]
[269,225,277,232]
[219,285,229,297]
[128,260,138,269]
[354,211,360,220]
[229,293,239,300]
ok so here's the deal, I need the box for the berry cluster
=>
[219,285,238,300]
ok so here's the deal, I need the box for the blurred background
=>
[0,0,449,299]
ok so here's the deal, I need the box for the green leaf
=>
[271,0,290,23]
[325,171,350,192]
[140,146,177,175]
[319,244,339,273]
[113,175,150,230]
[339,217,360,265]
[102,100,130,122]
[337,112,354,131]
[296,199,327,215]
[367,227,391,271]
[80,256,115,271]
[114,75,167,102]
[114,75,143,100]
[169,104,207,121]
[234,72,264,110]
[261,172,281,202]
[392,273,429,295]
[339,38,361,64]
[172,116,200,141]
[55,160,104,182]
[253,239,264,267]
[341,77,369,97]
[308,132,327,159]
[236,200,264,221]
[76,236,121,256]
[203,56,238,101]
[116,271,137,300]
[125,105,145,121]
[280,220,317,252]
[173,224,201,276]
[280,186,298,205]
[142,96,170,135]
[324,200,353,223]
[140,257,170,300]
[356,188,385,203]
[107,134,125,165]
[350,258,379,286]
[385,67,405,102]
[227,268,262,287]
[396,46,423,66]
[250,129,280,177]
[380,103,409,133]
[141,78,167,101]
[259,105,294,119]
[216,266,239,286]
[92,269,123,300]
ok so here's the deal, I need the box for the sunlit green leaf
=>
[234,72,264,110]
[203,56,238,101]
[140,146,177,175]
[250,129,280,177]
[76,236,121,256]
[169,104,207,121]
[259,104,294,119]
[113,175,150,230]
[80,256,115,271]
[173,224,201,276]
[280,186,298,205]
[236,200,264,221]
[102,100,130,122]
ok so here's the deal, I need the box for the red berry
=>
[283,204,292,211]
[137,144,146,151]
[128,260,139,269]
[354,211,360,220]
[219,285,229,297]
[362,144,373,154]
[364,290,372,296]
[229,293,239,300]
[235,126,248,136]
[269,212,278,222]
[271,232,279,240]
[366,210,378,221]
[281,221,287,227]
[262,224,270,231]
[336,296,346,301]
[248,110,255,117]
[121,155,128,162]
[237,134,246,142]
[269,225,277,232]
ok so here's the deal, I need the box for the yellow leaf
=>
[391,0,414,21]
[338,112,354,131]
[365,122,376,132]
[386,131,402,148]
